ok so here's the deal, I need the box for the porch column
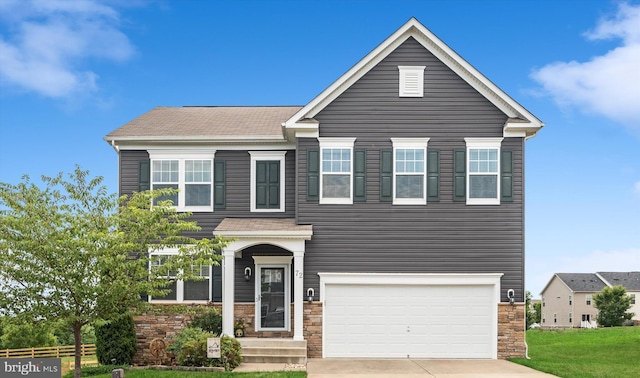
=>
[222,248,235,337]
[293,250,305,341]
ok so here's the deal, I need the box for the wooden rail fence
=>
[0,344,96,358]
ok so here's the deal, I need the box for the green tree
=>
[0,319,57,349]
[593,285,634,327]
[0,167,227,378]
[525,291,536,329]
[533,302,542,324]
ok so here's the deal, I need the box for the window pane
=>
[153,184,179,205]
[469,149,498,173]
[184,280,209,300]
[153,281,177,301]
[397,175,423,198]
[322,148,350,173]
[469,175,497,198]
[153,160,179,182]
[185,160,211,182]
[186,184,211,206]
[323,174,350,198]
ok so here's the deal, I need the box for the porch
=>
[213,218,313,342]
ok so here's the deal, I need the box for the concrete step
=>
[238,338,307,364]
[242,346,306,356]
[238,338,307,348]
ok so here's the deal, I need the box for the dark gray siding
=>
[298,37,526,302]
[119,149,296,239]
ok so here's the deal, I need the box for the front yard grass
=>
[66,370,305,378]
[511,327,640,378]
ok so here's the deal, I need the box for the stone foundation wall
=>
[133,312,193,365]
[304,302,323,358]
[497,303,526,359]
[134,302,520,362]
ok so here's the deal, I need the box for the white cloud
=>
[0,0,135,98]
[528,247,640,296]
[531,3,640,134]
[635,181,640,195]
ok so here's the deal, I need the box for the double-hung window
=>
[465,138,503,205]
[250,151,286,212]
[318,138,355,204]
[392,138,430,205]
[149,151,216,212]
[149,249,211,303]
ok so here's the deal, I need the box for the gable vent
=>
[399,66,425,97]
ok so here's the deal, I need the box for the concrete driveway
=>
[306,359,558,377]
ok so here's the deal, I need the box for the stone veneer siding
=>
[134,302,521,363]
[497,303,526,359]
[133,302,323,364]
[133,312,193,365]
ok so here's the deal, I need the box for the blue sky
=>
[1,0,639,297]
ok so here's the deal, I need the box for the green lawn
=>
[511,327,640,378]
[65,369,305,378]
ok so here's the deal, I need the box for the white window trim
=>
[391,138,430,205]
[249,151,286,212]
[464,138,503,205]
[398,66,425,97]
[148,248,212,304]
[318,137,356,205]
[148,150,216,212]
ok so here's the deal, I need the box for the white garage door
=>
[322,274,500,359]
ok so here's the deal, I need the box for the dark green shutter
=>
[256,161,268,208]
[212,265,222,302]
[453,149,466,202]
[380,149,393,202]
[427,149,440,202]
[307,148,319,201]
[267,161,280,208]
[354,149,366,202]
[214,160,226,209]
[501,149,513,202]
[138,160,150,192]
[256,161,280,209]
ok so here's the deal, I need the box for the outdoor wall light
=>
[244,267,252,281]
[507,289,515,305]
[307,288,315,303]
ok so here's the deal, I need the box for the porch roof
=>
[214,218,313,239]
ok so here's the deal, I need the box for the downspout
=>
[110,139,120,153]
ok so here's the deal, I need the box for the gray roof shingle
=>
[597,272,640,291]
[556,273,607,292]
[105,106,302,140]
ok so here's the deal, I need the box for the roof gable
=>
[284,17,543,137]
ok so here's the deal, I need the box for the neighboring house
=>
[540,272,640,329]
[105,18,543,359]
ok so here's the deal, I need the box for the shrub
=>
[214,335,243,371]
[189,310,222,335]
[168,327,242,371]
[95,315,137,365]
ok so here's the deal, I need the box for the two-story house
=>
[105,18,543,360]
[541,272,639,328]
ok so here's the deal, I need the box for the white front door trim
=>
[254,256,293,332]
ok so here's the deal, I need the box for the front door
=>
[255,264,290,331]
